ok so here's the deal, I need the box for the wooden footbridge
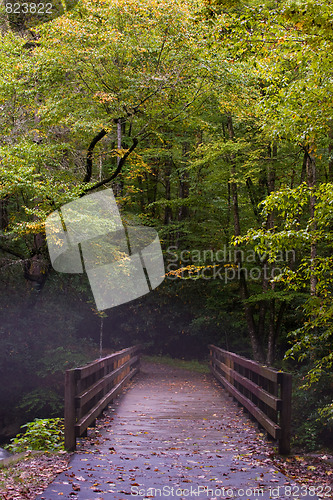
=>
[64,345,292,455]
[36,348,319,500]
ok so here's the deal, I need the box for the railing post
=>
[279,372,292,454]
[209,345,215,372]
[137,346,141,372]
[64,369,76,451]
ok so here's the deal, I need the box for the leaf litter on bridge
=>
[36,362,331,500]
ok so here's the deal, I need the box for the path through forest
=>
[37,362,318,500]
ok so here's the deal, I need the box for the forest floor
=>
[0,362,332,499]
[0,451,71,499]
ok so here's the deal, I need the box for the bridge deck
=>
[38,362,316,500]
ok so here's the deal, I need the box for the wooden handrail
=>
[64,345,141,451]
[209,345,292,454]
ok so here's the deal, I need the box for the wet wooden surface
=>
[37,362,317,500]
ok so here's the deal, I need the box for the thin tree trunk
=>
[178,170,189,222]
[227,113,264,362]
[114,119,124,197]
[176,168,189,248]
[137,176,145,212]
[178,140,190,222]
[266,301,287,365]
[23,230,49,310]
[266,298,275,365]
[300,151,307,184]
[164,166,172,226]
[266,147,277,364]
[246,178,260,223]
[224,181,231,244]
[328,127,333,182]
[0,198,9,230]
[306,147,317,296]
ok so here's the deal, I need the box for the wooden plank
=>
[214,358,281,411]
[76,376,105,409]
[76,356,139,408]
[211,367,281,439]
[209,345,279,383]
[64,370,77,451]
[75,367,138,435]
[77,346,139,378]
[75,355,117,379]
[279,372,292,454]
[210,346,279,383]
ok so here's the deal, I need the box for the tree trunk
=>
[246,178,260,223]
[306,147,317,296]
[137,175,145,212]
[23,228,49,310]
[328,127,333,182]
[300,151,307,184]
[114,119,124,197]
[266,299,276,365]
[164,166,172,226]
[178,170,189,222]
[0,198,9,230]
[224,181,231,244]
[265,143,276,349]
[227,113,264,362]
[266,301,286,365]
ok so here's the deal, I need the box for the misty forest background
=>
[0,0,333,451]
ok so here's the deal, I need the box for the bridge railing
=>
[64,345,141,451]
[209,345,292,454]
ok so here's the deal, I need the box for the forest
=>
[0,0,332,452]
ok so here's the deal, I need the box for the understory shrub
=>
[5,418,65,453]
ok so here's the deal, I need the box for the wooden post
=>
[64,369,76,451]
[64,346,141,448]
[211,346,216,371]
[137,346,141,372]
[279,372,292,454]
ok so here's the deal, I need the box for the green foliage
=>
[5,418,65,453]
[37,345,97,376]
[142,355,210,373]
[292,420,321,452]
[317,403,333,431]
[291,370,333,451]
[16,389,63,418]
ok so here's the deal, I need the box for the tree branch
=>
[0,243,28,260]
[84,128,108,182]
[82,137,138,194]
